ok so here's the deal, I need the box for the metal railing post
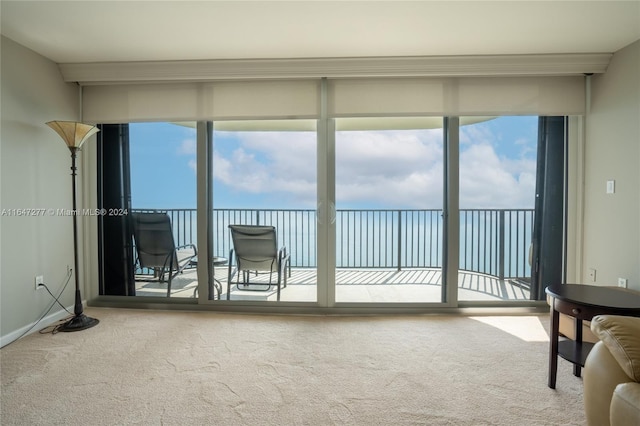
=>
[499,210,505,280]
[397,210,402,271]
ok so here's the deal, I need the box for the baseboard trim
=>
[0,304,76,348]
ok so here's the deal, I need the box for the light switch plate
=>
[606,180,615,194]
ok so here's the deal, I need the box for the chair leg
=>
[277,269,282,301]
[213,279,222,300]
[279,261,288,289]
[227,250,233,300]
[283,264,287,289]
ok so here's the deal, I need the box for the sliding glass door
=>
[128,122,198,298]
[456,116,538,302]
[97,116,561,306]
[332,118,446,304]
[209,120,318,302]
[457,116,545,302]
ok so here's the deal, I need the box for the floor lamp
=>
[46,121,100,332]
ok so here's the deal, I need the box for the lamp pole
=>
[59,146,99,332]
[46,121,100,332]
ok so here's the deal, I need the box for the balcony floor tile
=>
[134,267,530,302]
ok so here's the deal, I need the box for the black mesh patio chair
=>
[131,212,197,297]
[227,224,291,301]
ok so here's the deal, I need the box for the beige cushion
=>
[591,315,640,381]
[610,383,640,426]
[584,341,633,426]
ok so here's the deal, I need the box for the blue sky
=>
[129,123,197,208]
[129,116,538,210]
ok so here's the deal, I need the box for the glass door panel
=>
[458,116,538,302]
[211,120,317,302]
[334,119,445,303]
[129,122,198,298]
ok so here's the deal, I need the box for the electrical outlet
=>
[588,268,596,282]
[35,275,44,290]
[618,278,628,288]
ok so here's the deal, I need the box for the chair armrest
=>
[278,247,291,276]
[610,382,640,426]
[278,247,290,262]
[584,341,633,426]
[175,243,197,255]
[591,315,640,381]
[228,248,235,274]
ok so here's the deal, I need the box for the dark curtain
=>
[531,117,567,300]
[97,124,135,295]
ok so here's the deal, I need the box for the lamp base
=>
[59,313,99,332]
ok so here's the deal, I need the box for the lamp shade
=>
[46,121,100,150]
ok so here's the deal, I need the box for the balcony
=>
[133,208,534,302]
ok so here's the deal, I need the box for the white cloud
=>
[459,143,535,208]
[212,124,536,209]
[460,123,494,147]
[177,138,196,155]
[213,131,318,205]
[175,131,197,174]
[187,159,197,174]
[335,130,444,208]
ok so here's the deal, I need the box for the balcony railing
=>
[132,208,534,282]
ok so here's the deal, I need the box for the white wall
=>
[582,40,640,291]
[0,37,81,343]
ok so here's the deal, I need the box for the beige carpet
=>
[1,308,585,425]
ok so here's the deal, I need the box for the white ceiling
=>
[1,1,639,64]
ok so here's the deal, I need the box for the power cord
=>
[0,269,73,348]
[39,272,78,335]
[39,283,73,316]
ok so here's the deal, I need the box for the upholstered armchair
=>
[583,315,640,426]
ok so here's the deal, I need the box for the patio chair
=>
[131,212,197,297]
[227,224,291,301]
